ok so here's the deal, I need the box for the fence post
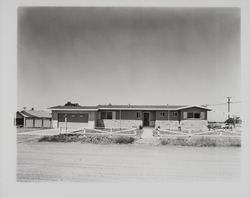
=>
[188,130,192,141]
[157,129,160,137]
[110,128,113,137]
[83,128,86,138]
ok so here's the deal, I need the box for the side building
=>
[49,102,211,131]
[16,109,52,128]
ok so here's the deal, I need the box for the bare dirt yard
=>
[17,133,241,182]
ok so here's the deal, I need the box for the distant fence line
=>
[154,129,241,139]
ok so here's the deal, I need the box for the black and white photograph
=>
[1,1,250,198]
[16,6,242,182]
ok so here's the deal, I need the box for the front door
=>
[143,113,150,126]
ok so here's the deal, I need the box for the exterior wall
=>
[51,110,96,129]
[97,119,142,129]
[97,110,155,128]
[52,120,58,128]
[58,122,89,128]
[180,120,208,132]
[43,119,51,128]
[155,120,180,130]
[180,107,207,120]
[155,110,179,121]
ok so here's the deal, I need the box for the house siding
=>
[50,106,210,130]
[51,110,96,129]
[180,107,207,120]
[155,110,179,121]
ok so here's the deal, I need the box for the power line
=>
[206,101,242,107]
[206,102,227,106]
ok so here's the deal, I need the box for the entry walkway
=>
[141,127,154,138]
[136,127,160,145]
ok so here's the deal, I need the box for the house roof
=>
[97,104,186,110]
[48,104,211,111]
[20,110,52,118]
[48,105,98,111]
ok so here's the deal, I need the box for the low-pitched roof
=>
[20,110,51,118]
[48,105,98,111]
[48,104,211,111]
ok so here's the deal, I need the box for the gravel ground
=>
[17,135,241,182]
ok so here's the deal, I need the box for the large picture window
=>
[101,111,113,119]
[187,112,201,119]
[107,112,112,119]
[194,113,200,119]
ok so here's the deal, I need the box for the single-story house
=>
[16,109,52,128]
[49,102,211,131]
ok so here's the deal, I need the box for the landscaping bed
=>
[38,134,136,144]
[160,136,241,147]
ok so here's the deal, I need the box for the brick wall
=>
[155,120,180,130]
[97,119,142,129]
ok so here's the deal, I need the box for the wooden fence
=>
[59,127,141,138]
[154,129,241,139]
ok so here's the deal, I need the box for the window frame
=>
[187,112,193,119]
[106,111,113,119]
[160,112,165,117]
[186,112,201,119]
[101,111,113,119]
[194,112,201,119]
[172,111,178,117]
[136,111,141,119]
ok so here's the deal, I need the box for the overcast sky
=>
[18,7,241,120]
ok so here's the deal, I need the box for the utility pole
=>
[227,97,232,119]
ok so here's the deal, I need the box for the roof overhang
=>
[99,105,211,111]
[99,108,179,110]
[175,105,212,111]
[49,108,98,111]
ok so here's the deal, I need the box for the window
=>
[187,112,193,119]
[101,112,106,119]
[160,112,165,117]
[107,112,112,119]
[187,112,201,119]
[101,111,113,119]
[172,112,178,117]
[194,113,200,119]
[136,112,141,118]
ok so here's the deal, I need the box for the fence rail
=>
[155,129,241,139]
[59,127,140,138]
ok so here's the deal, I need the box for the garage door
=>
[25,119,34,127]
[58,113,89,128]
[43,119,51,128]
[34,119,42,128]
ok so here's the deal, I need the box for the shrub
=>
[114,136,135,144]
[160,136,241,147]
[39,134,135,144]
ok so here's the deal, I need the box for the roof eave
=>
[49,108,98,111]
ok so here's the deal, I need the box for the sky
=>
[17,7,241,121]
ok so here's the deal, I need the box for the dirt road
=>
[17,139,241,182]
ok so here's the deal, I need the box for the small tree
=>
[225,118,235,128]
